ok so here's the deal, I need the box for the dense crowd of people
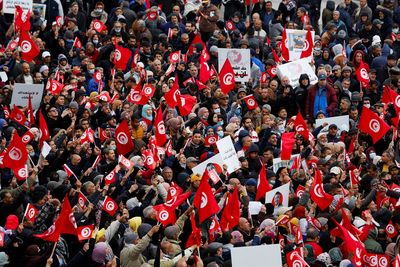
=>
[0,0,399,266]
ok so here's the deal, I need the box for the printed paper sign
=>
[218,48,251,82]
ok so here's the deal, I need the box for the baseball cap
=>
[42,51,51,58]
[318,73,327,80]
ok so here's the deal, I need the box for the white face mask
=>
[369,152,376,159]
[364,103,370,108]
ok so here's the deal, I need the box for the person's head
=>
[22,62,30,75]
[333,11,340,21]
[238,217,251,231]
[0,190,13,204]
[317,72,327,87]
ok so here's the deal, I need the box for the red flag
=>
[13,164,29,181]
[33,223,59,242]
[242,95,258,110]
[3,131,28,169]
[114,44,132,71]
[385,220,398,238]
[295,185,305,198]
[19,31,40,62]
[80,128,95,144]
[102,196,118,216]
[281,132,296,160]
[220,186,240,231]
[185,214,202,247]
[127,87,149,105]
[169,50,181,64]
[271,48,281,63]
[98,127,109,143]
[395,254,400,267]
[333,219,366,267]
[72,37,82,49]
[153,204,176,226]
[225,20,235,31]
[286,250,308,267]
[356,60,370,85]
[165,77,180,108]
[147,10,158,20]
[290,154,302,172]
[294,112,310,139]
[142,149,157,170]
[14,6,31,33]
[205,135,219,146]
[115,119,134,155]
[255,159,272,201]
[6,40,18,51]
[384,86,400,113]
[38,111,50,147]
[188,34,205,55]
[91,154,101,169]
[165,140,173,157]
[78,192,88,209]
[9,105,26,126]
[300,28,313,58]
[154,106,167,146]
[46,79,63,95]
[27,95,35,126]
[267,65,277,78]
[381,85,393,105]
[119,155,133,170]
[167,182,183,201]
[178,94,197,116]
[219,58,235,94]
[77,225,94,241]
[104,167,118,185]
[91,19,107,32]
[199,50,211,84]
[310,169,333,211]
[365,253,390,267]
[63,164,76,178]
[24,203,38,223]
[349,170,359,187]
[93,70,102,83]
[281,28,290,62]
[55,16,62,27]
[193,170,220,223]
[359,107,390,144]
[142,84,156,98]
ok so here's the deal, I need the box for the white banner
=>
[272,154,299,173]
[284,29,315,61]
[231,244,282,267]
[191,153,224,176]
[10,83,44,110]
[3,0,33,14]
[218,48,251,82]
[277,57,317,88]
[216,136,240,174]
[316,115,350,132]
[265,183,290,207]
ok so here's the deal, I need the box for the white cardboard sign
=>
[265,183,290,207]
[218,48,251,82]
[276,57,317,88]
[315,115,350,132]
[3,0,33,14]
[216,136,240,174]
[10,83,44,110]
[231,244,283,267]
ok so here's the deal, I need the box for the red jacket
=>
[305,83,338,119]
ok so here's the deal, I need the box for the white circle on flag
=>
[22,135,31,143]
[395,95,400,108]
[223,73,234,85]
[313,184,324,198]
[157,121,166,134]
[106,201,115,211]
[146,155,154,165]
[80,227,91,238]
[386,224,395,234]
[117,132,128,145]
[95,72,101,81]
[9,147,22,161]
[18,167,27,178]
[21,40,32,53]
[303,40,309,51]
[208,136,217,144]
[28,208,35,218]
[360,68,369,80]
[94,22,101,31]
[369,119,380,133]
[247,98,255,107]
[292,260,303,267]
[143,85,153,96]
[170,187,177,197]
[171,53,179,61]
[159,210,169,221]
[114,50,121,61]
[200,192,208,208]
[164,197,176,207]
[379,257,388,267]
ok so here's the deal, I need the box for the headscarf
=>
[141,104,153,121]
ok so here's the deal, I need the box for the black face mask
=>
[384,179,393,185]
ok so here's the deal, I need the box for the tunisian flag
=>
[102,196,118,216]
[281,28,290,62]
[154,106,167,146]
[77,225,94,241]
[199,49,211,83]
[38,111,50,147]
[286,250,308,267]
[9,105,26,126]
[3,131,28,169]
[219,58,235,94]
[153,191,191,226]
[19,31,40,62]
[14,6,31,33]
[178,94,197,116]
[281,132,296,160]
[193,169,220,223]
[165,77,180,108]
[255,159,272,201]
[300,28,313,58]
[220,186,240,231]
[115,119,134,155]
[359,107,390,144]
[310,169,333,211]
[294,112,310,140]
[243,95,258,110]
[355,60,370,85]
[114,44,132,71]
[24,203,38,223]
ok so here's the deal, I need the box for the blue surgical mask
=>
[217,130,224,137]
[218,121,224,126]
[235,108,241,116]
[110,145,116,150]
[29,152,35,157]
[214,108,220,113]
[93,39,99,44]
[115,28,121,33]
[88,69,95,74]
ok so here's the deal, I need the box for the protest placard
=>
[216,136,240,174]
[276,58,317,88]
[316,115,350,132]
[231,244,282,267]
[10,83,44,110]
[265,183,290,207]
[3,0,33,14]
[218,48,251,82]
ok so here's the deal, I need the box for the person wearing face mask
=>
[90,2,108,23]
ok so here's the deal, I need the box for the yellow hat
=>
[128,217,142,233]
[191,174,202,183]
[96,228,106,242]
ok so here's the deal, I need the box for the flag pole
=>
[48,241,58,260]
